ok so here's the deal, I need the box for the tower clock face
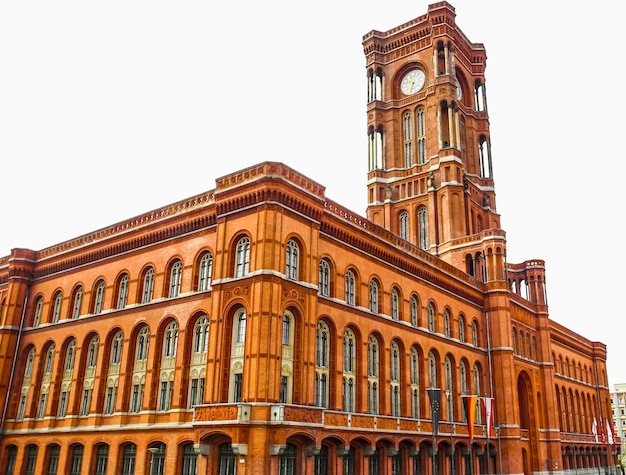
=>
[400,69,425,95]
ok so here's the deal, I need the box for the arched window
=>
[318,259,331,297]
[110,331,123,365]
[121,444,137,475]
[198,252,213,291]
[445,357,453,420]
[343,328,356,373]
[315,321,330,407]
[163,322,179,357]
[458,314,465,343]
[285,239,299,280]
[390,341,401,416]
[368,335,380,415]
[71,286,83,319]
[403,111,413,167]
[116,274,129,309]
[45,444,61,474]
[282,314,291,346]
[93,280,105,314]
[45,345,55,374]
[64,340,76,371]
[391,287,400,320]
[218,443,236,475]
[369,279,379,313]
[399,211,409,240]
[460,361,468,395]
[428,351,437,387]
[368,127,383,171]
[428,302,435,332]
[473,364,481,395]
[278,443,297,475]
[410,346,420,419]
[142,267,155,303]
[236,311,246,344]
[25,347,36,377]
[87,336,99,367]
[417,106,427,164]
[69,444,84,474]
[345,270,356,306]
[444,309,451,337]
[474,81,486,112]
[94,444,109,475]
[367,67,383,102]
[182,444,198,475]
[410,295,419,327]
[193,316,209,353]
[148,443,166,474]
[343,328,356,412]
[51,291,63,323]
[478,136,492,178]
[168,261,183,298]
[136,327,149,361]
[189,315,208,408]
[33,296,43,327]
[472,320,479,346]
[235,236,251,277]
[418,206,429,250]
[159,322,177,410]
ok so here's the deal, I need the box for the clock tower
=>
[363,2,504,281]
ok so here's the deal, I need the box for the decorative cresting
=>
[36,191,215,259]
[322,200,484,306]
[33,213,217,279]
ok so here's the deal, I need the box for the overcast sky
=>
[2,1,625,386]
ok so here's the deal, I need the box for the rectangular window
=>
[80,389,92,416]
[130,384,144,413]
[37,393,47,419]
[121,445,136,475]
[234,374,243,402]
[17,395,27,420]
[25,446,38,475]
[159,381,173,411]
[72,290,82,319]
[57,391,68,417]
[280,376,288,403]
[182,445,198,475]
[94,445,108,475]
[47,446,59,475]
[104,387,116,414]
[69,446,83,475]
[189,378,205,407]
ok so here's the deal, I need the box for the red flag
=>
[601,418,607,444]
[482,397,495,439]
[462,395,478,440]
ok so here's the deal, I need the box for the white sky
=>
[2,2,625,386]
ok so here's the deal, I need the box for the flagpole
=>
[428,387,441,475]
[450,418,455,475]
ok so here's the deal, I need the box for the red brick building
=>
[0,3,617,474]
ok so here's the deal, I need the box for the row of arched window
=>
[553,352,604,386]
[314,319,485,423]
[319,258,480,344]
[556,385,601,435]
[3,441,197,475]
[29,235,479,352]
[28,236,302,328]
[29,251,213,327]
[15,315,209,422]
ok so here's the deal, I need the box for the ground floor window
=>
[219,443,236,475]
